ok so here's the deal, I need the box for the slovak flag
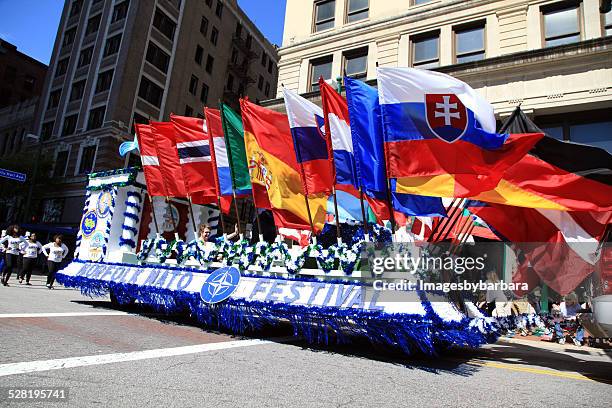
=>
[170,114,216,203]
[134,124,165,197]
[377,67,542,198]
[283,87,334,195]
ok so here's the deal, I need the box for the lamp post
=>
[23,133,43,223]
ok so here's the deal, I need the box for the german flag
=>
[472,107,612,211]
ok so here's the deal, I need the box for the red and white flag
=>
[149,122,187,197]
[135,124,166,196]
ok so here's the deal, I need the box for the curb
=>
[497,336,612,357]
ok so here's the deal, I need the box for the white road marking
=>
[0,312,129,318]
[0,339,272,377]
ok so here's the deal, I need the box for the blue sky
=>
[0,0,286,65]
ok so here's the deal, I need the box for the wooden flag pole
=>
[438,201,467,243]
[427,198,458,242]
[331,186,342,244]
[187,196,199,240]
[148,193,161,236]
[232,190,243,238]
[429,198,464,242]
[165,197,178,241]
[448,213,472,254]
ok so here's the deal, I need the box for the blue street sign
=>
[0,168,27,183]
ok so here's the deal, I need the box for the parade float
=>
[56,167,499,356]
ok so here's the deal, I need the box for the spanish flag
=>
[240,98,327,231]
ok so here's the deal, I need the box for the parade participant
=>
[0,225,27,286]
[42,235,69,289]
[554,292,585,346]
[0,230,6,281]
[485,270,508,316]
[19,233,43,285]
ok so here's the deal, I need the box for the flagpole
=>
[148,193,161,237]
[232,190,243,238]
[216,196,227,238]
[451,218,475,256]
[358,186,370,241]
[187,196,199,241]
[331,186,342,244]
[427,198,458,242]
[429,198,464,242]
[165,197,178,241]
[437,200,467,242]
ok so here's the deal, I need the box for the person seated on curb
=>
[554,292,585,346]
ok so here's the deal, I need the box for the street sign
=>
[0,168,27,183]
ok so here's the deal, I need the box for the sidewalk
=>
[497,335,612,357]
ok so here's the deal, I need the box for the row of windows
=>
[313,0,431,32]
[40,105,106,143]
[0,129,26,157]
[55,32,121,79]
[63,1,129,49]
[52,144,97,177]
[47,70,113,111]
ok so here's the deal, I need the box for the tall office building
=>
[30,0,279,228]
[268,0,611,153]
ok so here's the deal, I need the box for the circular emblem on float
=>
[89,231,105,262]
[200,267,241,304]
[96,191,114,218]
[81,211,98,237]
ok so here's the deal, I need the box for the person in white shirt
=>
[0,230,6,282]
[19,233,43,285]
[0,225,27,286]
[42,235,69,289]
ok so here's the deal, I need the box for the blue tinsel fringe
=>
[57,269,492,355]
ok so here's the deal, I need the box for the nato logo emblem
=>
[425,94,468,143]
[200,267,241,304]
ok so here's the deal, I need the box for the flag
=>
[169,114,216,202]
[472,107,612,211]
[282,87,334,195]
[149,122,187,197]
[377,67,542,198]
[240,98,327,231]
[205,108,235,214]
[134,124,165,196]
[344,76,447,218]
[220,104,252,194]
[319,78,358,187]
[468,201,611,295]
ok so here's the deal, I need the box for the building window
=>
[226,74,234,91]
[314,0,335,32]
[261,53,268,67]
[55,58,69,77]
[63,27,76,47]
[605,11,612,36]
[103,34,122,57]
[246,34,252,49]
[111,1,129,23]
[264,82,270,97]
[70,80,86,101]
[542,2,581,47]
[62,114,78,136]
[41,121,54,141]
[200,83,209,103]
[95,69,113,93]
[309,56,332,91]
[69,0,82,18]
[78,46,93,67]
[153,8,176,41]
[48,89,61,109]
[78,145,97,174]
[146,42,170,73]
[87,106,106,130]
[131,112,148,133]
[200,16,209,36]
[231,48,238,64]
[211,27,219,45]
[138,76,163,107]
[85,14,101,35]
[185,105,193,116]
[205,55,214,74]
[411,32,439,68]
[23,75,36,91]
[454,23,485,63]
[412,0,433,5]
[347,0,368,23]
[344,48,368,79]
[189,75,199,95]
[206,0,212,7]
[536,110,612,152]
[53,151,69,177]
[195,45,204,65]
[236,22,243,37]
[258,75,264,90]
[215,1,223,18]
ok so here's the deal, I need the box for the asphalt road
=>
[1,275,611,408]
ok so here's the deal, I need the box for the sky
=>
[0,0,286,65]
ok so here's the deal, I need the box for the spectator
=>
[0,225,27,286]
[42,235,69,289]
[19,233,43,285]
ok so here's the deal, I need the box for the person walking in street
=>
[0,225,27,286]
[0,230,6,282]
[19,233,43,285]
[42,235,69,289]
